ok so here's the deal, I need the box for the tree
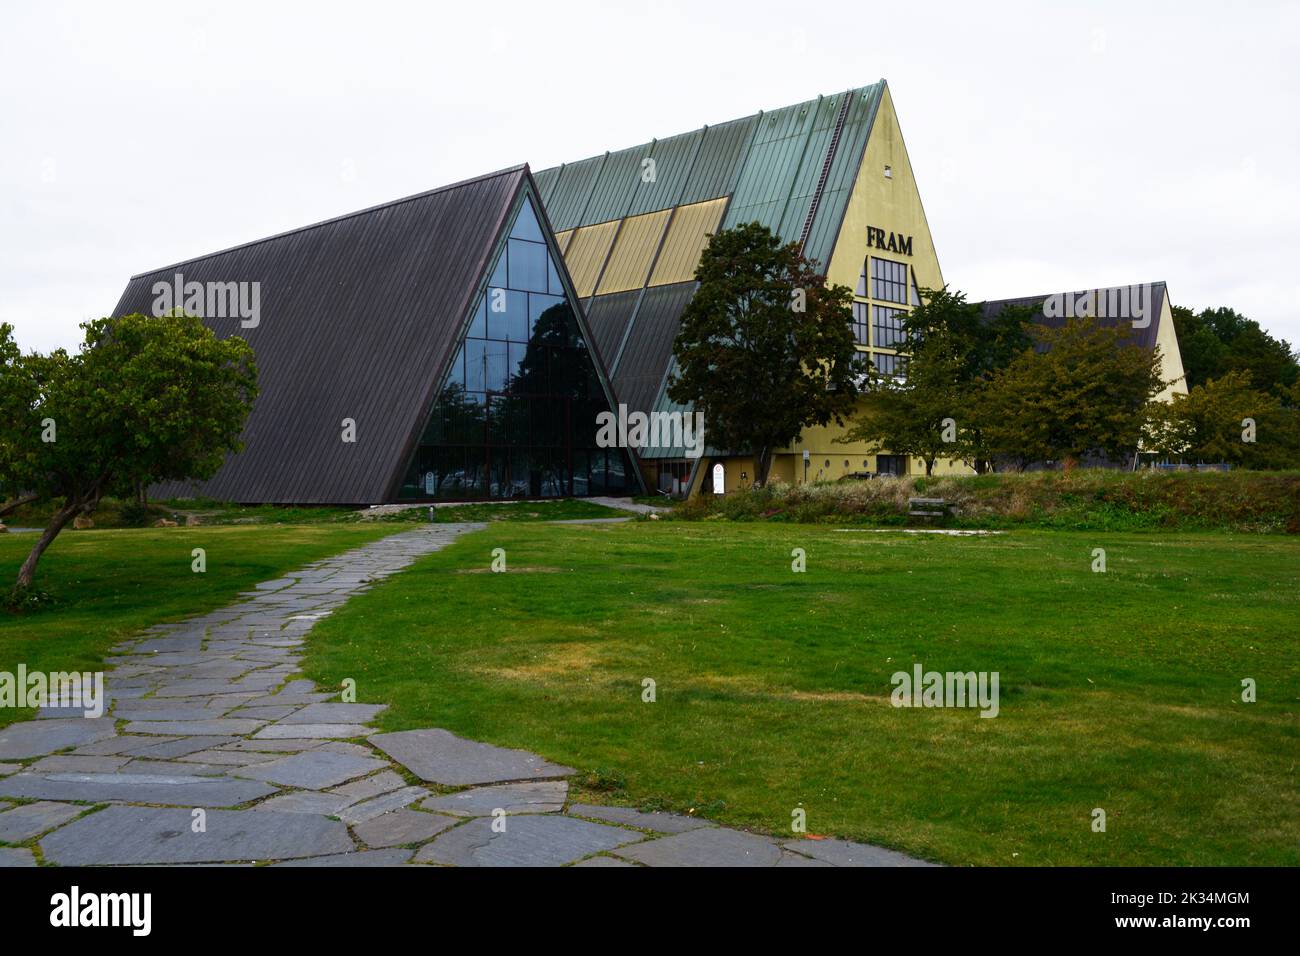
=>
[839,288,1034,474]
[668,222,861,486]
[977,315,1165,469]
[1172,305,1299,395]
[0,324,45,519]
[4,313,257,591]
[1145,369,1300,468]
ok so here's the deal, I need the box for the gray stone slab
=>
[229,705,301,721]
[0,847,37,867]
[71,735,179,756]
[415,814,642,867]
[278,703,386,725]
[123,718,267,736]
[0,763,19,776]
[0,718,117,759]
[777,849,834,867]
[571,855,637,867]
[566,804,712,834]
[780,837,936,867]
[29,755,128,774]
[254,723,369,740]
[422,781,567,817]
[121,735,238,759]
[235,751,387,790]
[0,771,276,807]
[370,729,575,786]
[338,786,428,825]
[119,760,227,776]
[328,769,406,801]
[217,738,322,753]
[176,749,280,767]
[112,705,232,722]
[40,806,353,865]
[613,827,784,867]
[353,809,457,847]
[0,801,85,841]
[253,791,353,816]
[272,848,412,867]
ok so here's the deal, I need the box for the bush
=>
[670,470,1300,533]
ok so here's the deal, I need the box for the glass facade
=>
[398,196,635,500]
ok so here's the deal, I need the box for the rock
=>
[352,809,456,848]
[369,728,574,786]
[415,814,643,867]
[566,804,712,834]
[612,827,784,867]
[40,806,354,865]
[422,781,568,817]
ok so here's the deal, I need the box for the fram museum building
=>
[114,80,1187,504]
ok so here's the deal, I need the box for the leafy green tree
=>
[1145,369,1300,468]
[977,315,1165,469]
[1172,305,1298,395]
[4,313,257,591]
[669,222,861,486]
[0,323,44,518]
[840,288,1034,474]
[842,348,966,476]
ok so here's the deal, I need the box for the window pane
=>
[484,339,509,393]
[467,297,486,338]
[507,239,548,293]
[464,339,487,392]
[510,196,545,242]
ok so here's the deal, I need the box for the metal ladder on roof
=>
[797,92,854,253]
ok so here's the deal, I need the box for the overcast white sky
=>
[2,0,1297,354]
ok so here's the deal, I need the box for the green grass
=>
[0,523,399,727]
[426,499,627,523]
[302,521,1300,866]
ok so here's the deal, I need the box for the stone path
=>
[0,522,930,867]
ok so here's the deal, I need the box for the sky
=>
[2,0,1297,354]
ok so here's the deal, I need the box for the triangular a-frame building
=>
[114,167,639,504]
[535,80,946,491]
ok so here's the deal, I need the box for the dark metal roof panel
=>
[612,281,696,418]
[803,83,885,270]
[626,128,704,216]
[542,155,607,232]
[584,289,641,369]
[981,282,1168,352]
[117,167,527,504]
[533,165,561,207]
[722,97,823,233]
[678,115,758,206]
[582,143,653,225]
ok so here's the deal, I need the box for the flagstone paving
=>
[0,521,934,868]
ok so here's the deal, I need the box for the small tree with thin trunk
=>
[668,222,861,486]
[4,313,257,594]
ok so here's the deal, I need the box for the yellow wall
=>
[1154,293,1189,401]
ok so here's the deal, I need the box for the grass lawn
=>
[302,521,1299,866]
[0,523,399,727]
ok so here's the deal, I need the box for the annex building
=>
[114,80,1187,504]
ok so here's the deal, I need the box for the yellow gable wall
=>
[1155,293,1189,401]
[769,83,961,479]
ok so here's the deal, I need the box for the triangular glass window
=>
[398,195,635,500]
